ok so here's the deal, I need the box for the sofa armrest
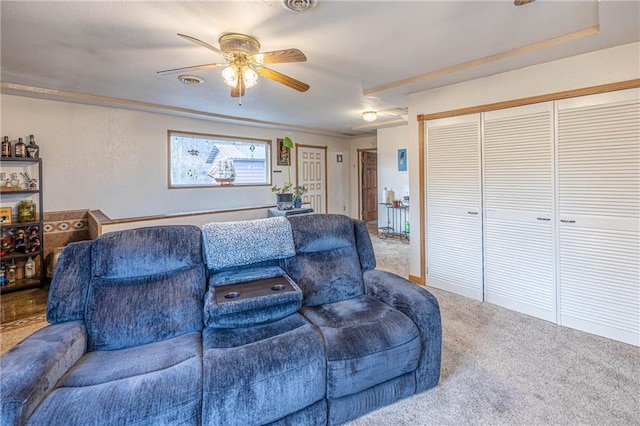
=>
[1,321,87,426]
[363,270,441,392]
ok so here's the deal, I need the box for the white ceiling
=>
[1,0,638,137]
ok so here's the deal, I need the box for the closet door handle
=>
[560,219,576,224]
[467,211,478,215]
[537,217,551,221]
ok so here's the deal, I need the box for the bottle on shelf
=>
[14,137,26,158]
[24,256,36,279]
[0,265,6,286]
[7,262,16,283]
[17,200,36,222]
[26,135,39,158]
[2,136,11,158]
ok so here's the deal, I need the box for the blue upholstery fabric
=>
[47,241,92,324]
[202,314,326,426]
[202,217,295,272]
[266,399,327,426]
[284,214,365,306]
[0,322,87,426]
[26,332,202,426]
[328,373,416,425]
[85,225,206,351]
[92,225,203,279]
[0,218,442,426]
[301,294,421,399]
[86,265,205,351]
[352,219,376,271]
[364,269,442,392]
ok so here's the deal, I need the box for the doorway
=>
[296,144,328,213]
[359,149,378,223]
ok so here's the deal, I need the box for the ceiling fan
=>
[158,33,310,98]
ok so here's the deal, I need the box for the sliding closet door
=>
[557,88,639,346]
[426,114,483,300]
[483,103,556,322]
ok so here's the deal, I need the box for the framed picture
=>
[0,207,12,224]
[397,148,407,172]
[277,138,291,166]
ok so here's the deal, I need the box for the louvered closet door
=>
[483,103,555,322]
[557,88,639,346]
[426,114,483,300]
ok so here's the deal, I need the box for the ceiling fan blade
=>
[514,0,535,5]
[157,63,226,75]
[257,67,310,92]
[177,33,223,55]
[231,78,245,98]
[257,49,307,64]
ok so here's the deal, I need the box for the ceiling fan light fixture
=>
[362,111,378,122]
[222,66,238,87]
[243,67,259,88]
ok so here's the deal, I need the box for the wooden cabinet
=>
[0,157,45,293]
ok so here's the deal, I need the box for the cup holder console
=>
[215,276,296,305]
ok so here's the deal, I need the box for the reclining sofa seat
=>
[284,214,441,425]
[200,217,327,426]
[1,225,206,426]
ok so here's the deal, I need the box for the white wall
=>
[377,125,409,232]
[0,95,351,219]
[407,41,640,279]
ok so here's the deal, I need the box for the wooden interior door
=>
[361,151,378,222]
[297,145,327,213]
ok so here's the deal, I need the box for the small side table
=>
[378,203,409,243]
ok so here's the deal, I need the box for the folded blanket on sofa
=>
[202,217,295,271]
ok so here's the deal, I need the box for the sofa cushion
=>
[92,225,203,279]
[203,314,326,426]
[85,265,205,351]
[47,241,93,324]
[301,295,421,399]
[285,214,365,306]
[86,225,206,351]
[202,217,295,272]
[26,332,202,426]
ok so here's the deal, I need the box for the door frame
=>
[357,147,377,221]
[295,143,328,213]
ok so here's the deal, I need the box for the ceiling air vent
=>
[282,0,318,12]
[178,75,204,85]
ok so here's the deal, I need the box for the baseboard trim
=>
[408,274,424,285]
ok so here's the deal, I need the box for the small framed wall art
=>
[277,138,291,166]
[397,148,407,172]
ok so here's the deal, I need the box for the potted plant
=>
[292,185,307,209]
[272,136,295,210]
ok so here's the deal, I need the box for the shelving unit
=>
[1,157,45,293]
[378,203,409,244]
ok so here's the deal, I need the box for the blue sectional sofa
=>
[0,214,441,425]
